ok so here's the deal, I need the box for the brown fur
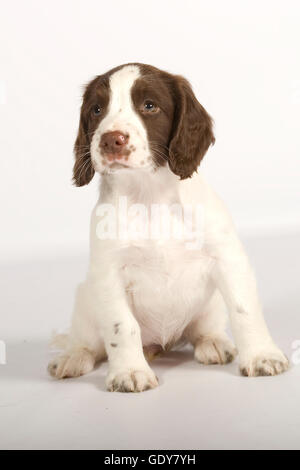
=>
[168,75,215,179]
[73,75,110,186]
[131,65,175,169]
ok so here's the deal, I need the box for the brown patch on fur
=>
[131,66,175,169]
[131,64,215,178]
[168,75,215,179]
[73,75,110,186]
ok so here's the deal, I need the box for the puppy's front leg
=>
[90,273,158,392]
[212,234,289,377]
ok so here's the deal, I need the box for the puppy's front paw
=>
[240,348,289,377]
[48,349,95,379]
[106,368,158,393]
[194,336,237,365]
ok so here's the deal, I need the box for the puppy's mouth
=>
[108,161,131,169]
[102,159,133,173]
[100,152,131,170]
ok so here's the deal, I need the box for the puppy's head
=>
[73,63,215,186]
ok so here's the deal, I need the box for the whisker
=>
[77,157,93,182]
[150,142,169,151]
[75,150,91,159]
[151,149,169,163]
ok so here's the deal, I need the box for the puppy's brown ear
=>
[73,103,95,187]
[168,76,215,179]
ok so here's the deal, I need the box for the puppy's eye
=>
[93,104,101,115]
[143,100,158,112]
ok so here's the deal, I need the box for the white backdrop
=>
[1,0,299,261]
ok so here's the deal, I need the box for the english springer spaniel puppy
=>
[48,63,288,392]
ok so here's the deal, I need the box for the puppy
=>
[48,63,289,392]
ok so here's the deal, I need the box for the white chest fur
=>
[119,241,215,348]
[89,168,219,348]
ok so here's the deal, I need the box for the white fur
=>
[48,65,288,391]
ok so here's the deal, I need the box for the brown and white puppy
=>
[48,63,288,392]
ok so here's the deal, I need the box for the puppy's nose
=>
[100,131,129,158]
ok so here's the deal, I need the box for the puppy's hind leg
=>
[185,289,237,365]
[48,282,106,379]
